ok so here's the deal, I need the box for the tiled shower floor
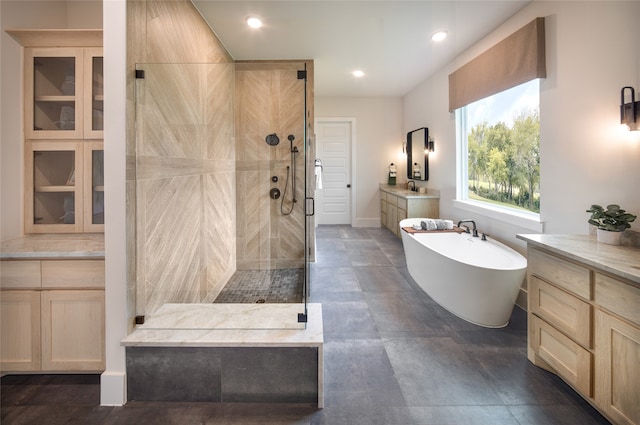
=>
[213,269,304,303]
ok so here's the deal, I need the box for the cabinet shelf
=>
[35,185,75,193]
[35,95,76,102]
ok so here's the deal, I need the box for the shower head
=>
[287,134,298,153]
[265,133,280,146]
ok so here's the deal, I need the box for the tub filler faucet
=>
[457,219,479,237]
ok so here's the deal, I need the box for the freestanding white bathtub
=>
[399,218,527,328]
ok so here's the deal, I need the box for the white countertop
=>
[379,184,440,199]
[517,233,640,286]
[1,234,105,259]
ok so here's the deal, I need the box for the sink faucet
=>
[407,181,416,191]
[457,219,479,237]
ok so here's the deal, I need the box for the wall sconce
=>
[427,137,435,153]
[621,86,640,131]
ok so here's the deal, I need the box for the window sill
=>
[453,199,543,232]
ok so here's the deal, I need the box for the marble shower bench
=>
[121,303,324,407]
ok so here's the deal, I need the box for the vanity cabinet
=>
[380,189,439,236]
[594,273,640,425]
[0,259,105,372]
[523,240,640,425]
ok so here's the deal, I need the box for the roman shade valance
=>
[448,17,546,112]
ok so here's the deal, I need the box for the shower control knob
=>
[269,188,281,200]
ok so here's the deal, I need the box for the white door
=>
[315,119,352,225]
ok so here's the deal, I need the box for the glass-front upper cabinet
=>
[83,142,104,232]
[25,141,84,233]
[25,47,103,140]
[83,48,104,139]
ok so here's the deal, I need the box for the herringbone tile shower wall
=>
[127,0,236,319]
[235,63,308,271]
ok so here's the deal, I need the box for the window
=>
[457,79,540,215]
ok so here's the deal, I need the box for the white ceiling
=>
[192,1,530,97]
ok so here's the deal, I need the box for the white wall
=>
[101,0,127,406]
[0,1,102,242]
[403,0,640,250]
[315,97,403,227]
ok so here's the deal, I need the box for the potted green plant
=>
[586,204,637,245]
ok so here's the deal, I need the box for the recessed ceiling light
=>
[431,31,448,42]
[246,16,263,29]
[352,70,365,78]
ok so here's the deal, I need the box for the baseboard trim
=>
[100,371,127,406]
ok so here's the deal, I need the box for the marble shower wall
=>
[235,62,311,271]
[127,0,235,320]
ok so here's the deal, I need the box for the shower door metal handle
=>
[306,197,315,216]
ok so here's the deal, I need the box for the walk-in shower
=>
[133,60,313,324]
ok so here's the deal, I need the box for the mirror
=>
[407,127,429,181]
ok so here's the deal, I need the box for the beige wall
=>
[0,1,102,242]
[126,0,235,317]
[315,97,403,227]
[403,1,640,248]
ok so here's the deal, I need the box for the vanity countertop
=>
[1,233,105,259]
[379,184,440,199]
[517,233,640,286]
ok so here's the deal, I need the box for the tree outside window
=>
[460,79,540,214]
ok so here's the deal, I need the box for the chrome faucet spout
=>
[407,181,416,191]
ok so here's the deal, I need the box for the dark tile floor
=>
[0,225,611,425]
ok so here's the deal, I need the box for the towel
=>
[315,163,323,189]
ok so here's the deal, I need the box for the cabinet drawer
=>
[397,197,407,210]
[595,273,640,326]
[41,260,104,288]
[529,248,591,300]
[380,191,387,202]
[0,261,41,289]
[530,315,592,397]
[387,194,398,207]
[530,276,591,348]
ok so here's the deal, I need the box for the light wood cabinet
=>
[0,259,105,373]
[595,310,640,425]
[0,291,41,371]
[526,246,640,425]
[25,47,103,139]
[24,140,103,233]
[18,40,104,234]
[380,189,439,236]
[41,290,105,371]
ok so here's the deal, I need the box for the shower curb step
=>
[121,303,324,407]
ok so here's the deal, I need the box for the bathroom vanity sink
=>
[379,185,439,236]
[517,234,640,425]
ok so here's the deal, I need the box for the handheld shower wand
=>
[281,135,298,215]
